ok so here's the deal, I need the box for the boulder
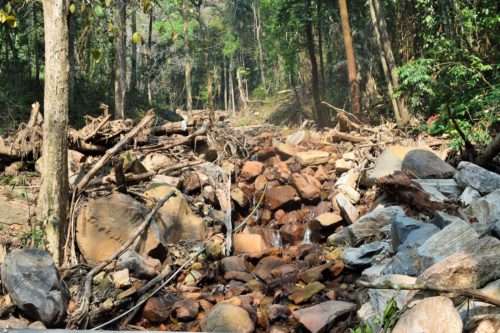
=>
[264,185,300,210]
[367,275,417,318]
[116,250,161,279]
[200,303,255,333]
[347,206,405,246]
[292,301,356,333]
[233,233,269,258]
[289,282,325,304]
[0,191,31,226]
[460,186,482,206]
[454,161,500,194]
[392,296,463,333]
[290,173,321,200]
[241,161,264,181]
[1,249,68,326]
[402,149,456,178]
[417,218,479,270]
[465,189,500,226]
[295,150,329,166]
[391,216,440,251]
[77,193,163,263]
[342,241,390,268]
[417,236,500,289]
[145,184,206,244]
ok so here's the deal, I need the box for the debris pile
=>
[0,110,499,332]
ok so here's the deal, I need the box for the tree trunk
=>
[476,133,500,167]
[68,2,76,114]
[224,57,228,111]
[197,4,214,120]
[368,0,402,126]
[338,0,362,120]
[114,0,127,119]
[372,0,409,125]
[236,68,248,113]
[252,1,266,88]
[305,0,330,127]
[182,0,193,115]
[316,0,325,97]
[130,9,137,94]
[38,0,70,266]
[229,58,236,115]
[146,10,153,106]
[33,1,41,89]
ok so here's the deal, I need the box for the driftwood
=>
[146,119,195,136]
[71,190,177,327]
[75,111,155,194]
[330,129,371,143]
[356,280,500,307]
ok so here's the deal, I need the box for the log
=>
[330,129,370,143]
[83,114,111,142]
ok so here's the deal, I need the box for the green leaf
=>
[69,4,76,14]
[94,5,104,17]
[91,49,101,60]
[132,32,142,44]
[5,15,16,28]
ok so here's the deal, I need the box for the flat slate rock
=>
[292,300,356,333]
[402,149,456,179]
[342,241,390,268]
[1,249,68,326]
[454,161,500,194]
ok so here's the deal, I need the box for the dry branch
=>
[83,114,111,142]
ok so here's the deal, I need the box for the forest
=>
[0,0,499,332]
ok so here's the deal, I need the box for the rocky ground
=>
[0,110,499,332]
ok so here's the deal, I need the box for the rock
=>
[343,151,356,160]
[0,317,30,329]
[335,168,360,188]
[460,186,482,206]
[368,275,417,318]
[292,300,356,333]
[417,236,500,289]
[455,161,500,194]
[252,256,286,281]
[465,189,500,226]
[310,212,342,241]
[273,139,298,157]
[111,269,130,288]
[342,241,390,268]
[295,150,329,166]
[152,175,182,189]
[336,193,359,225]
[290,173,321,200]
[255,175,268,191]
[143,297,169,323]
[365,146,434,186]
[0,192,31,226]
[145,184,206,244]
[231,187,249,208]
[241,161,264,181]
[255,146,276,161]
[392,296,463,333]
[417,217,479,270]
[314,165,329,182]
[120,150,147,174]
[77,193,162,263]
[337,184,361,204]
[391,216,440,251]
[264,185,299,210]
[286,130,307,146]
[429,211,464,229]
[1,249,68,326]
[383,248,422,276]
[116,250,161,279]
[335,159,354,173]
[202,185,217,203]
[299,263,331,284]
[221,256,248,273]
[172,299,199,322]
[347,206,405,246]
[327,228,352,247]
[200,303,255,333]
[142,153,172,172]
[361,260,391,281]
[467,316,500,333]
[402,149,456,178]
[289,282,325,304]
[268,304,290,321]
[233,233,269,257]
[414,179,463,197]
[28,321,47,329]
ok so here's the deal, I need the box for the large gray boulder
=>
[342,242,390,268]
[1,249,68,326]
[402,149,456,179]
[454,161,500,194]
[465,189,500,226]
[391,216,440,251]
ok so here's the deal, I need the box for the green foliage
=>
[350,298,402,333]
[20,227,44,248]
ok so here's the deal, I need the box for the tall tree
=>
[182,0,193,114]
[130,9,138,94]
[114,0,127,119]
[37,0,70,266]
[372,0,409,125]
[252,1,266,88]
[338,0,361,119]
[146,9,153,106]
[305,0,330,127]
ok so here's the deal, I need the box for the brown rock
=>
[221,256,248,273]
[241,161,264,181]
[336,193,359,224]
[289,281,325,304]
[295,150,329,166]
[314,166,329,182]
[143,297,169,323]
[277,162,291,182]
[280,222,306,245]
[265,185,299,210]
[233,233,269,257]
[172,299,199,322]
[255,175,268,191]
[292,301,356,333]
[256,146,276,161]
[224,271,254,282]
[231,187,249,208]
[309,212,343,242]
[392,296,462,333]
[252,256,286,281]
[268,304,290,321]
[299,263,331,284]
[335,159,354,173]
[290,173,321,200]
[273,139,298,157]
[200,303,255,333]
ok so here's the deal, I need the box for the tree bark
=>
[146,10,153,106]
[38,0,70,266]
[372,0,409,125]
[316,0,325,97]
[368,0,402,126]
[114,0,127,119]
[236,67,248,113]
[252,1,266,88]
[197,3,214,120]
[229,58,236,115]
[182,0,193,115]
[305,0,330,127]
[32,1,41,89]
[476,132,500,167]
[223,57,228,111]
[338,0,362,120]
[130,9,138,94]
[68,1,76,114]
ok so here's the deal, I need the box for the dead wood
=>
[146,119,195,136]
[138,126,207,154]
[114,157,127,194]
[476,132,500,167]
[75,111,155,194]
[83,114,111,142]
[330,129,371,143]
[27,102,43,128]
[356,280,500,307]
[70,190,177,327]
